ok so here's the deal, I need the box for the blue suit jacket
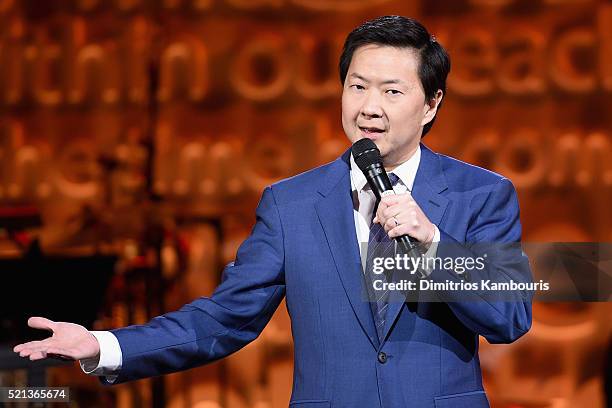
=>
[109,144,532,408]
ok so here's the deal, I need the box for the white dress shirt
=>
[81,145,440,378]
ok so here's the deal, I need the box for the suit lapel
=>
[315,150,380,350]
[381,144,450,343]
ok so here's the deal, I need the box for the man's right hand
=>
[13,317,100,361]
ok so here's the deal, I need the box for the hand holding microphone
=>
[351,139,436,253]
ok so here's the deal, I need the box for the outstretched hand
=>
[13,317,100,361]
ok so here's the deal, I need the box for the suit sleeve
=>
[107,186,286,384]
[432,178,533,344]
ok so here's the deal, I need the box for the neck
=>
[383,145,419,171]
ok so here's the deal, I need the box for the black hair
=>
[339,15,451,136]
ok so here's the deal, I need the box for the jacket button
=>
[378,352,387,364]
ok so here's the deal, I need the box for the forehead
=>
[347,44,420,83]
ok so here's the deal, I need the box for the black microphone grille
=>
[351,138,382,172]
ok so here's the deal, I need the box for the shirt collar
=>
[350,145,421,193]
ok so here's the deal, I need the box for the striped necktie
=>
[364,172,400,341]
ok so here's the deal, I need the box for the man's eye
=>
[386,89,402,95]
[351,84,365,90]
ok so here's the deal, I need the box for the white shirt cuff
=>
[79,331,122,382]
[432,225,440,244]
[421,225,440,277]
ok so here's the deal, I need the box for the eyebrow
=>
[349,73,404,85]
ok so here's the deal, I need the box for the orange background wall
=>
[0,0,610,407]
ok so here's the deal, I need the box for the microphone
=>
[351,138,421,254]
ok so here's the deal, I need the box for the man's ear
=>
[421,89,444,126]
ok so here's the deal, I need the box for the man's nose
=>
[360,91,383,118]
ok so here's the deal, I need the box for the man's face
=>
[341,44,440,169]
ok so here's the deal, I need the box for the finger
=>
[388,216,421,238]
[382,200,418,222]
[374,207,385,225]
[19,346,47,358]
[384,217,397,231]
[376,202,388,222]
[14,339,50,353]
[382,206,403,220]
[388,225,410,239]
[29,350,48,361]
[18,341,51,352]
[377,199,390,212]
[385,197,416,212]
[379,195,398,206]
[377,212,399,228]
[380,193,411,206]
[28,317,57,332]
[19,347,39,357]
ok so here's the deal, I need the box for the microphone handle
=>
[363,163,392,201]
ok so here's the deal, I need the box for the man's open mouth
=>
[359,126,385,134]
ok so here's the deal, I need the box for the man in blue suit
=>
[15,16,532,407]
